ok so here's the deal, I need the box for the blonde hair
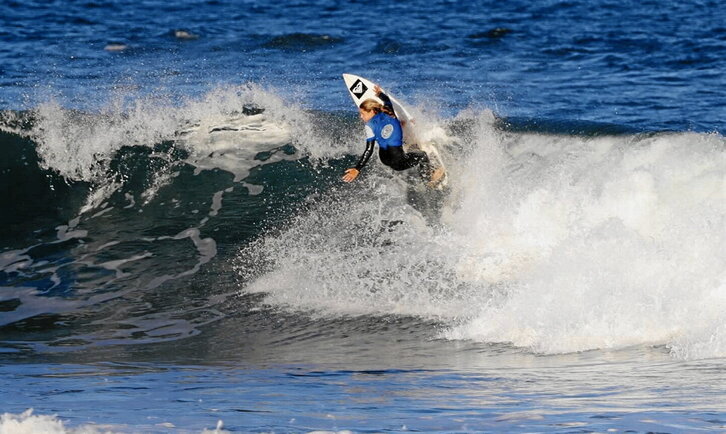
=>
[359,99,382,113]
[359,99,396,118]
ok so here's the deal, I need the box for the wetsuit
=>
[354,93,431,176]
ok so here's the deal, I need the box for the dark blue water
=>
[1,0,726,432]
[2,0,724,132]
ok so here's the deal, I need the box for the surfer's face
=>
[358,108,375,122]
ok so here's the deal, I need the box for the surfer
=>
[342,86,445,186]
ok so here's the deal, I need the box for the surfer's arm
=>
[342,139,375,182]
[374,85,396,118]
[355,139,375,170]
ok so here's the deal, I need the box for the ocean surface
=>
[1,0,725,432]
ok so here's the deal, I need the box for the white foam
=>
[239,176,489,319]
[443,125,726,359]
[56,217,87,242]
[0,286,83,327]
[27,83,325,193]
[0,409,227,434]
[239,109,726,360]
[180,111,293,182]
[0,249,33,272]
[0,409,106,434]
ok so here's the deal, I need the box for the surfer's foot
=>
[427,167,446,188]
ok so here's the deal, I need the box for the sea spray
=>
[445,126,726,359]
[238,109,726,359]
[25,84,309,184]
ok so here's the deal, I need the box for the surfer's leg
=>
[406,151,433,179]
[379,147,406,170]
[380,146,445,187]
[380,147,430,173]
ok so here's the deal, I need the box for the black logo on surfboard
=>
[349,79,368,99]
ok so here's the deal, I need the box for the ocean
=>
[1,0,725,432]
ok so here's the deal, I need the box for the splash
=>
[22,83,336,184]
[238,109,726,360]
[444,122,726,359]
[235,110,497,321]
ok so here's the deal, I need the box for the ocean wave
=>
[236,107,726,360]
[2,84,726,360]
[0,83,346,222]
[0,83,360,351]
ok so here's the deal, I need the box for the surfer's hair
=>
[359,99,396,118]
[359,99,382,113]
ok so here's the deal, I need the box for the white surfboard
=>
[342,73,447,188]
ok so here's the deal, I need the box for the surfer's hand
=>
[342,168,359,182]
[374,85,382,95]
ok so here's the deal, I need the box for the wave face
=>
[0,85,349,351]
[1,84,725,361]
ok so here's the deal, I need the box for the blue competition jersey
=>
[365,112,403,149]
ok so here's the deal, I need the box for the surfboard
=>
[342,73,447,189]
